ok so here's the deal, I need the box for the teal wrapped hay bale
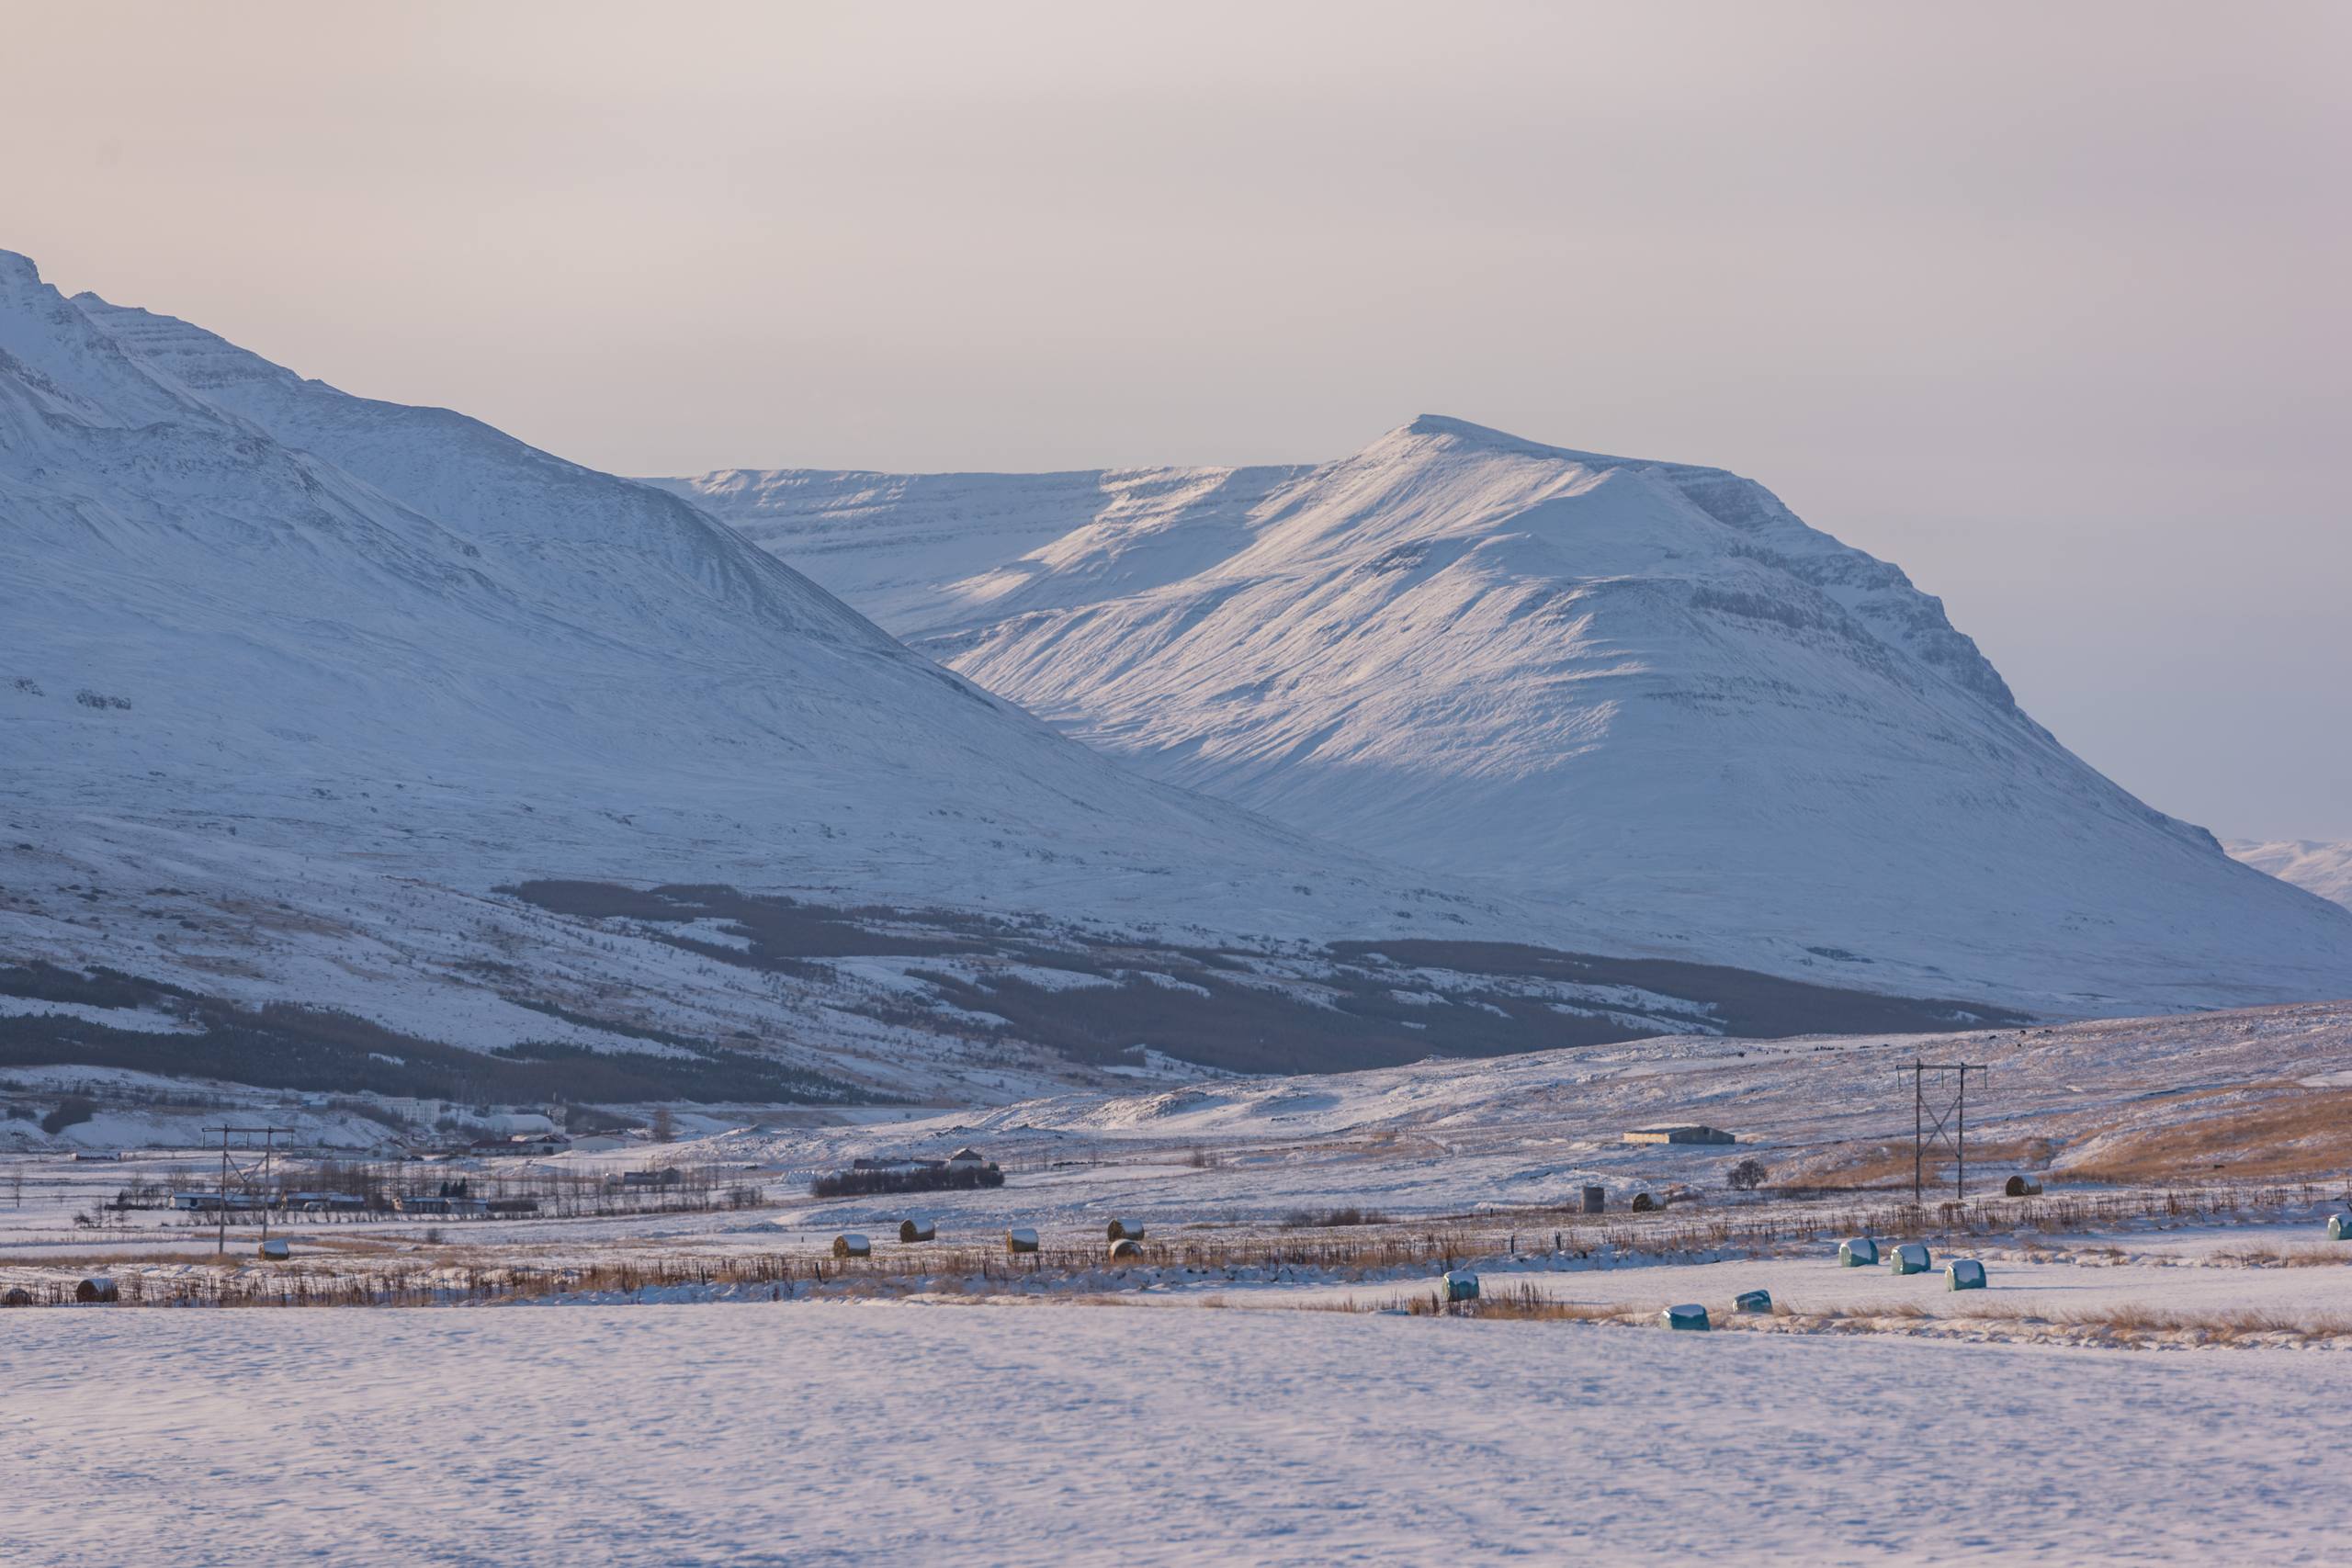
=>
[2328,1213,2351,1242]
[1946,1258,1987,1291]
[831,1233,871,1259]
[257,1237,290,1260]
[1838,1237,1879,1268]
[1661,1303,1710,1332]
[1006,1227,1040,1255]
[1109,1237,1141,1261]
[1442,1269,1480,1303]
[898,1217,936,1244]
[1887,1242,1932,1276]
[1733,1289,1772,1314]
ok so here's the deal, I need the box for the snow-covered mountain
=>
[2,249,1452,931]
[2230,841,2352,911]
[660,417,2352,1014]
[13,254,2030,1107]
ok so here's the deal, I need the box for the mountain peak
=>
[1381,414,1645,472]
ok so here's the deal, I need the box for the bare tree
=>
[650,1106,677,1144]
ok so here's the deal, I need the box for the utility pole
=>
[209,1124,292,1255]
[1910,1062,1987,1204]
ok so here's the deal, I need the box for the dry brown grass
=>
[2064,1087,2352,1183]
[1951,1301,2352,1342]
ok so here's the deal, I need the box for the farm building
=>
[1621,1125,1737,1146]
[944,1146,989,1168]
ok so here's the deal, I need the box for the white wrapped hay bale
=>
[2328,1213,2351,1242]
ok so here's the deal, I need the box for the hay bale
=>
[2004,1174,2042,1197]
[1,1286,32,1308]
[2325,1213,2351,1242]
[1442,1269,1480,1303]
[1108,1237,1141,1261]
[1733,1289,1772,1314]
[1887,1241,1932,1276]
[898,1217,936,1244]
[1006,1227,1040,1254]
[257,1237,290,1260]
[831,1233,871,1259]
[74,1277,119,1304]
[1661,1303,1710,1332]
[1581,1185,1606,1214]
[1946,1258,1987,1291]
[1838,1237,1879,1268]
[1630,1192,1656,1213]
[1106,1219,1146,1242]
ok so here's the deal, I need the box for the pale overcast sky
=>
[6,2,2346,839]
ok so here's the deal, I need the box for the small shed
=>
[831,1233,872,1259]
[1661,1303,1710,1331]
[1442,1269,1480,1303]
[1581,1185,1606,1214]
[1733,1289,1772,1314]
[1006,1227,1040,1254]
[1887,1242,1932,1276]
[1838,1237,1879,1268]
[75,1277,119,1304]
[1109,1237,1142,1261]
[1623,1125,1736,1146]
[899,1217,936,1244]
[257,1237,290,1260]
[2327,1213,2351,1243]
[1106,1218,1146,1242]
[1946,1258,1987,1291]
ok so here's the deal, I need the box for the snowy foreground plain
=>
[6,1003,2350,1561]
[8,1300,2352,1566]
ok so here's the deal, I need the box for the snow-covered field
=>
[8,1299,2352,1564]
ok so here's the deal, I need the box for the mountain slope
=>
[3,250,1456,931]
[2230,841,2352,911]
[660,417,2352,1014]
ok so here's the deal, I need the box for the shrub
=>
[40,1095,96,1135]
[1727,1157,1770,1191]
[808,1163,1005,1199]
